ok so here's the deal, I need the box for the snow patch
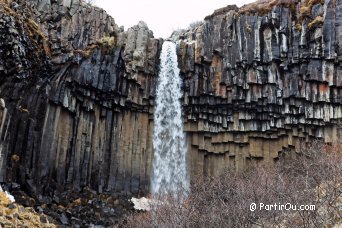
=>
[0,185,15,203]
[130,197,152,211]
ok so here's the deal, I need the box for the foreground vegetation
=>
[0,191,55,227]
[121,141,341,227]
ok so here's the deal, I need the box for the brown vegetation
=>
[97,36,117,51]
[239,0,324,16]
[121,141,342,227]
[205,5,238,20]
[11,154,20,162]
[74,44,99,58]
[237,0,325,33]
[1,0,52,58]
[0,191,12,206]
[0,191,55,227]
[239,0,297,15]
[296,0,325,31]
[74,35,117,58]
[299,0,325,16]
[26,18,52,57]
[18,105,29,113]
[308,15,324,29]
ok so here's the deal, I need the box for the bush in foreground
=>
[121,141,341,228]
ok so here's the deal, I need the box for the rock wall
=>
[0,0,161,195]
[176,0,342,176]
[0,0,342,197]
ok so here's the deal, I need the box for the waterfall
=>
[151,41,189,197]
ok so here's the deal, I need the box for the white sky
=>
[94,0,255,38]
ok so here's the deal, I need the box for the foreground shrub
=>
[121,141,342,227]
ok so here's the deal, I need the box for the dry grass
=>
[296,0,325,31]
[299,5,311,16]
[97,36,116,48]
[238,0,325,33]
[1,1,52,58]
[0,192,12,206]
[296,23,303,32]
[245,18,252,33]
[0,0,14,4]
[0,205,55,227]
[17,105,29,113]
[11,154,20,162]
[239,0,297,15]
[299,0,325,16]
[0,191,55,227]
[308,15,324,28]
[97,35,118,54]
[3,4,19,18]
[74,44,99,58]
[306,0,325,6]
[121,141,342,227]
[74,36,117,58]
[26,18,51,57]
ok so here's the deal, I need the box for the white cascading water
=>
[151,41,189,197]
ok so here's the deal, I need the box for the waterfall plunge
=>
[151,41,189,197]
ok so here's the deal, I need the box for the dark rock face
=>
[0,0,161,196]
[177,1,342,175]
[0,0,341,203]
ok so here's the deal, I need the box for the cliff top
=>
[204,5,239,20]
[204,0,325,19]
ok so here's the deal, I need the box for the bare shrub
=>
[187,21,203,31]
[121,141,342,228]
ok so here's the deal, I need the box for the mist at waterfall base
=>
[151,41,189,198]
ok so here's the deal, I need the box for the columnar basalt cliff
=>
[177,0,342,176]
[0,0,161,195]
[0,0,341,198]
